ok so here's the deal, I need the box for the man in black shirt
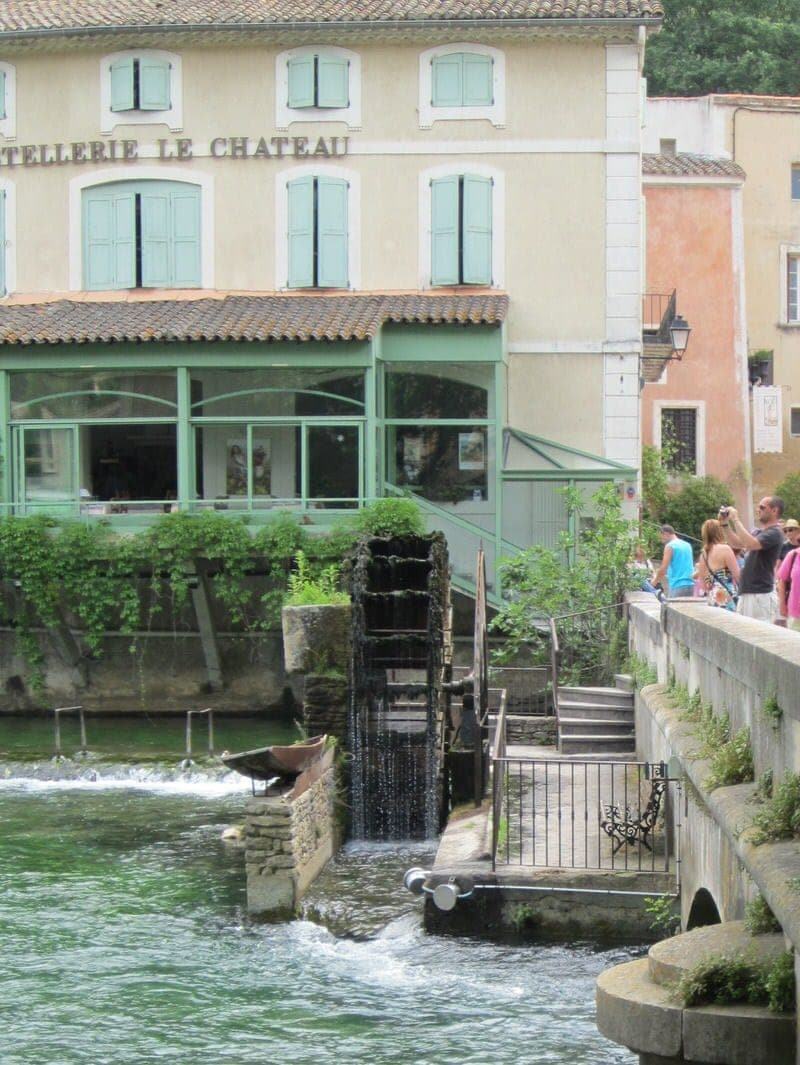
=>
[720,496,784,622]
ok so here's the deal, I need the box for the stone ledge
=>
[597,954,795,1065]
[642,685,800,966]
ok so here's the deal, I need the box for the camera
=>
[719,507,730,518]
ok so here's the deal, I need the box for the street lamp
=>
[669,314,691,359]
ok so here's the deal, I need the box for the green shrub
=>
[284,551,349,607]
[766,952,796,1013]
[751,772,800,845]
[677,952,795,1013]
[762,691,783,729]
[705,727,754,792]
[661,476,734,544]
[775,472,800,523]
[627,653,658,690]
[693,706,730,757]
[745,895,782,936]
[644,895,680,936]
[755,770,774,803]
[677,955,767,1008]
[351,497,424,538]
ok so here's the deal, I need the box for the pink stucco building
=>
[641,152,752,517]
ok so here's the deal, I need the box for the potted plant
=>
[748,349,773,387]
[281,551,351,675]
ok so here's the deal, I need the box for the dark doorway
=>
[89,424,177,502]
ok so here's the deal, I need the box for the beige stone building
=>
[0,0,663,595]
[645,94,800,511]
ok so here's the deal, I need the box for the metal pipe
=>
[472,884,678,899]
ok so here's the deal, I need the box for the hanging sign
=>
[753,385,783,453]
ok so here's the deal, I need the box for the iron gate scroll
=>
[492,758,680,873]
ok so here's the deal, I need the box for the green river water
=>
[0,717,639,1064]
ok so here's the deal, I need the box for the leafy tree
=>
[775,472,800,522]
[645,0,800,97]
[660,476,733,546]
[491,484,639,683]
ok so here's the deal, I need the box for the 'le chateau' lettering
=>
[0,135,350,167]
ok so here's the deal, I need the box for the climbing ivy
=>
[0,498,422,690]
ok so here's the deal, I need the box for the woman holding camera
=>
[696,519,739,610]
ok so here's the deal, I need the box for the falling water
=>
[348,534,448,841]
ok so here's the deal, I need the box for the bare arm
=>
[723,508,761,552]
[778,579,788,617]
[722,546,740,589]
[653,545,672,587]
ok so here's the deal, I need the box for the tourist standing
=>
[695,519,739,610]
[778,536,800,631]
[652,525,695,598]
[779,518,800,562]
[720,498,784,622]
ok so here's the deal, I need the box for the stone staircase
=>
[556,676,635,758]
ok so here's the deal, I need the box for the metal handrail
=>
[490,687,508,871]
[53,705,86,758]
[185,708,215,761]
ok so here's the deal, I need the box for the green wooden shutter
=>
[463,54,493,106]
[110,57,135,112]
[462,174,492,285]
[169,185,201,287]
[431,53,463,107]
[317,56,349,108]
[83,186,136,290]
[0,71,6,121]
[0,190,6,296]
[430,176,460,286]
[287,177,315,288]
[139,57,171,110]
[140,186,171,287]
[287,55,316,108]
[316,177,348,288]
[141,182,201,288]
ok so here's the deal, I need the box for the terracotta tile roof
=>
[0,1,664,33]
[0,292,508,345]
[642,153,745,180]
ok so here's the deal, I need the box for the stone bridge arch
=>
[687,887,721,930]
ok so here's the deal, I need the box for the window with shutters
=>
[429,174,493,287]
[0,187,7,297]
[100,51,182,133]
[419,44,505,129]
[0,62,16,139]
[286,176,349,290]
[789,254,800,323]
[791,408,800,437]
[82,180,201,291]
[276,47,361,130]
[661,407,698,474]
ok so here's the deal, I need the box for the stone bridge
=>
[599,595,800,1064]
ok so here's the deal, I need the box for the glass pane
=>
[193,424,301,509]
[82,424,177,504]
[11,371,177,421]
[23,427,74,503]
[385,362,491,419]
[387,425,490,504]
[307,426,359,508]
[191,368,365,417]
[790,257,799,323]
[792,165,800,200]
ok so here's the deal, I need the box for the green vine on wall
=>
[0,498,424,691]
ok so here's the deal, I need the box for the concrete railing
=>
[628,593,800,967]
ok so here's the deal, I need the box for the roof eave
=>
[0,16,663,45]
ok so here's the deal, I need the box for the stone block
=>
[683,1004,795,1065]
[596,959,683,1058]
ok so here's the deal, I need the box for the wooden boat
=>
[221,735,327,781]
